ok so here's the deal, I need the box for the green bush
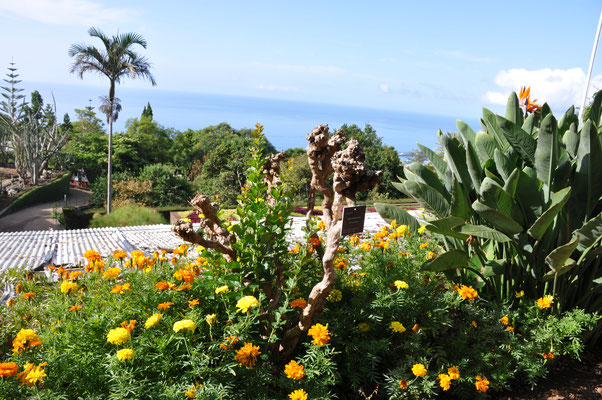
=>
[89,204,167,227]
[3,172,70,215]
[138,164,194,207]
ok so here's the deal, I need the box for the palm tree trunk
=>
[107,114,113,214]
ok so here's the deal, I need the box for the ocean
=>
[20,82,480,153]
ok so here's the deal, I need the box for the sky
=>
[1,0,602,125]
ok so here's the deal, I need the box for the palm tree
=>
[69,27,156,213]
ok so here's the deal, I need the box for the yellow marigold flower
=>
[515,290,525,298]
[23,292,35,299]
[145,313,163,329]
[448,366,460,380]
[112,250,127,259]
[290,298,307,309]
[418,225,426,234]
[12,329,41,354]
[537,295,553,309]
[390,321,406,333]
[205,314,216,326]
[158,302,174,310]
[234,342,261,368]
[334,257,348,270]
[317,220,326,230]
[399,379,408,389]
[215,285,229,294]
[396,225,408,235]
[173,319,196,333]
[349,236,360,247]
[394,280,409,290]
[308,323,330,346]
[116,348,134,361]
[412,363,427,377]
[327,289,342,302]
[189,298,200,307]
[506,326,514,332]
[236,295,259,313]
[500,315,509,326]
[438,373,452,391]
[107,327,131,345]
[389,219,397,229]
[84,249,101,261]
[60,280,78,294]
[7,298,15,307]
[289,243,301,254]
[358,322,370,332]
[16,361,47,387]
[0,362,19,377]
[102,267,121,280]
[110,283,131,294]
[184,386,196,398]
[288,389,308,400]
[284,360,306,380]
[419,242,429,249]
[475,376,489,392]
[456,285,478,301]
[130,250,144,258]
[425,251,436,260]
[472,321,478,328]
[360,242,372,251]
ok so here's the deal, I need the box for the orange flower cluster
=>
[308,323,330,346]
[219,336,239,350]
[475,375,489,392]
[120,319,136,332]
[0,362,19,377]
[84,250,105,273]
[110,283,131,294]
[234,342,261,368]
[158,302,174,310]
[456,285,478,301]
[519,86,542,114]
[284,360,306,380]
[12,329,41,354]
[155,281,177,291]
[290,298,307,309]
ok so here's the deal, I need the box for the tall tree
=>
[69,27,156,213]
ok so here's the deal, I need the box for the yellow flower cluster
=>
[12,329,41,354]
[456,285,478,301]
[102,267,121,279]
[215,285,229,294]
[107,327,131,345]
[236,295,259,313]
[145,313,163,329]
[412,363,427,377]
[15,361,47,386]
[173,319,196,333]
[537,295,553,309]
[327,289,342,302]
[60,280,79,294]
[116,348,134,361]
[475,375,489,392]
[289,389,308,400]
[390,321,406,333]
[205,314,216,326]
[394,280,409,290]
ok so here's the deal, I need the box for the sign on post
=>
[341,205,366,236]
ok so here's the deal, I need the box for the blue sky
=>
[1,0,602,123]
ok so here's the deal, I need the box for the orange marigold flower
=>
[103,267,121,280]
[412,363,427,377]
[155,281,170,290]
[475,375,489,392]
[308,323,330,346]
[500,315,509,325]
[220,336,239,350]
[188,298,200,307]
[448,366,460,380]
[7,298,15,307]
[289,243,301,254]
[456,285,478,301]
[399,379,408,389]
[120,319,136,332]
[184,385,196,398]
[412,323,420,333]
[69,305,82,312]
[84,249,102,261]
[537,295,553,309]
[15,283,23,293]
[308,236,321,246]
[12,329,41,354]
[290,298,307,309]
[174,268,195,283]
[110,283,131,294]
[15,361,47,387]
[68,271,83,280]
[23,292,35,300]
[178,283,192,291]
[349,236,360,247]
[288,389,308,400]
[284,360,306,380]
[158,302,174,310]
[130,250,144,258]
[234,342,261,369]
[112,250,127,259]
[0,362,19,377]
[317,220,326,231]
[437,373,452,391]
[543,352,555,359]
[506,326,514,332]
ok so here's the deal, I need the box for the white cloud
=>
[483,67,602,111]
[379,83,389,93]
[439,50,499,63]
[0,0,136,26]
[251,62,345,75]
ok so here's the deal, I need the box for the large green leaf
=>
[457,120,477,147]
[453,224,512,242]
[404,162,450,201]
[391,181,409,196]
[427,216,468,240]
[522,114,536,135]
[574,120,602,219]
[493,148,515,181]
[472,200,524,234]
[417,143,447,179]
[403,181,450,218]
[479,177,516,220]
[482,259,507,278]
[465,141,483,189]
[562,122,579,159]
[516,168,544,223]
[422,249,469,272]
[440,134,474,191]
[574,211,602,252]
[534,114,558,200]
[557,105,577,136]
[587,89,602,126]
[496,115,536,166]
[505,92,523,125]
[374,203,421,231]
[503,168,520,197]
[541,259,576,282]
[546,236,579,272]
[475,131,498,162]
[482,108,509,150]
[450,176,470,220]
[528,187,571,240]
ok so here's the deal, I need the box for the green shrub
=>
[3,172,70,215]
[89,204,167,227]
[138,163,194,207]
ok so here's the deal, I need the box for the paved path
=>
[0,188,91,232]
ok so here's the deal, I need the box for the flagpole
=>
[579,9,602,122]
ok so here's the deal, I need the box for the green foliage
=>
[3,172,70,215]
[89,204,167,227]
[138,164,194,207]
[378,91,602,340]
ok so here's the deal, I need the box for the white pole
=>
[579,9,602,122]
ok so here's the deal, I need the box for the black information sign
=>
[341,205,367,236]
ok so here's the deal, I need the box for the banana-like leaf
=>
[475,131,498,162]
[528,187,572,240]
[535,114,558,201]
[496,115,536,166]
[403,181,450,218]
[391,181,409,197]
[574,210,602,252]
[587,89,602,126]
[482,259,506,278]
[552,160,572,192]
[466,141,483,189]
[505,92,523,125]
[479,177,520,222]
[516,168,544,222]
[574,120,602,218]
[546,236,579,272]
[562,122,579,159]
[440,134,474,191]
[558,105,577,136]
[453,224,512,242]
[540,103,552,120]
[422,249,469,272]
[494,148,515,181]
[472,200,524,234]
[450,176,470,220]
[404,162,450,201]
[374,203,421,231]
[482,108,510,150]
[522,114,536,135]
[427,216,468,240]
[417,143,447,179]
[503,168,520,197]
[541,259,576,282]
[457,120,477,147]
